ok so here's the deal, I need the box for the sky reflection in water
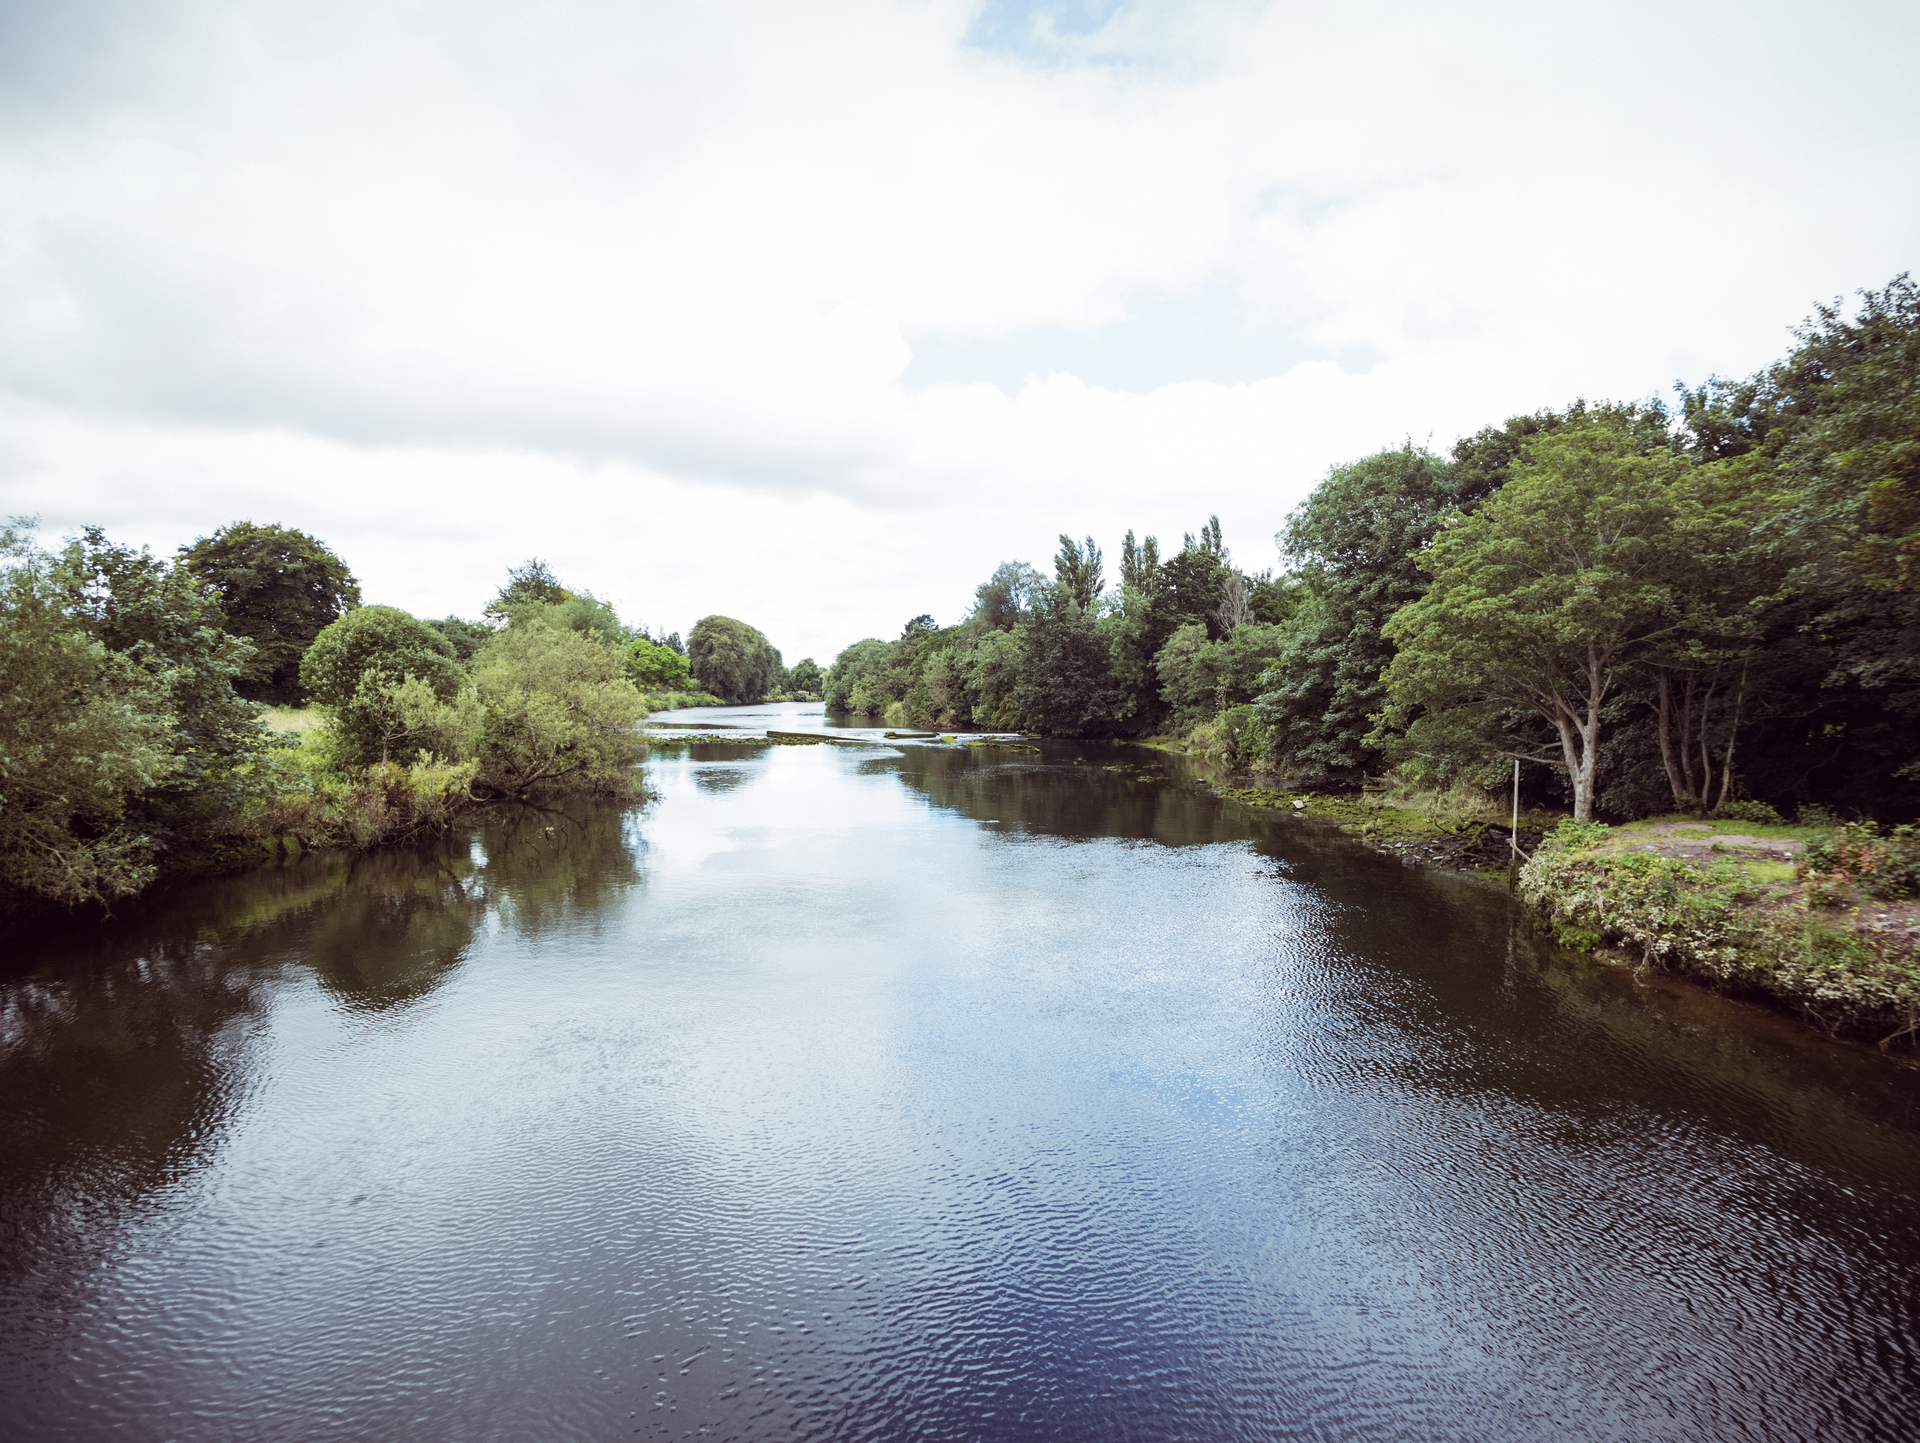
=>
[3,712,1918,1440]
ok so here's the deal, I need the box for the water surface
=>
[4,707,1918,1440]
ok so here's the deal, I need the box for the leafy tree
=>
[1382,428,1729,820]
[1254,444,1459,779]
[1664,276,1920,816]
[1,523,178,903]
[426,616,493,662]
[1246,571,1304,625]
[300,606,465,765]
[824,638,894,712]
[179,521,361,704]
[471,626,647,796]
[1157,534,1231,640]
[624,634,693,692]
[970,561,1048,632]
[64,527,272,828]
[789,657,824,695]
[1154,621,1287,732]
[1184,515,1226,558]
[484,558,571,620]
[1053,535,1105,611]
[964,629,1026,728]
[1450,400,1675,506]
[1016,589,1115,736]
[687,615,782,704]
[1118,531,1162,601]
[507,594,625,646]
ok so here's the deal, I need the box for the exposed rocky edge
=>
[1520,823,1920,1053]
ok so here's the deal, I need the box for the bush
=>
[1718,799,1783,824]
[301,606,464,765]
[1521,823,1920,1045]
[1803,822,1920,901]
[472,625,647,797]
[625,635,692,691]
[1209,704,1271,769]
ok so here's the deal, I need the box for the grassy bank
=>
[1165,739,1919,1053]
[1519,819,1919,1051]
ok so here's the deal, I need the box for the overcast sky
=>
[3,0,1915,665]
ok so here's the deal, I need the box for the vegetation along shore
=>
[4,277,1915,1051]
[0,526,812,920]
[816,277,1918,1049]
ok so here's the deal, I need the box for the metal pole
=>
[1511,759,1520,861]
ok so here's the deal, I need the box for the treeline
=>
[0,524,794,909]
[825,277,1918,823]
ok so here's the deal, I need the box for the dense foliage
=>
[301,606,467,766]
[2,522,273,903]
[179,521,361,703]
[687,615,783,704]
[832,277,1917,825]
[1,537,755,912]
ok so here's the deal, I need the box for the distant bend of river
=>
[3,702,1918,1442]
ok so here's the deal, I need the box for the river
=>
[3,703,1917,1440]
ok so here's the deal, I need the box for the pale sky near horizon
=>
[2,0,1916,665]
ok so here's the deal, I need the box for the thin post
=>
[1511,759,1520,861]
[1505,759,1520,886]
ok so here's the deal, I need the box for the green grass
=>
[262,707,326,743]
[1613,812,1821,843]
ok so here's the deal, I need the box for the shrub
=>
[1804,822,1920,901]
[472,625,647,797]
[1718,799,1783,824]
[625,635,692,692]
[1209,704,1271,769]
[301,606,464,765]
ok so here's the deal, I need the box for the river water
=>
[3,704,1918,1441]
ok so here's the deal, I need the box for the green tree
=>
[1253,444,1459,780]
[426,616,494,662]
[471,626,647,796]
[507,594,626,646]
[1016,589,1115,736]
[301,606,465,765]
[484,558,571,620]
[1154,621,1287,732]
[964,628,1026,728]
[1667,276,1920,815]
[969,562,1047,633]
[1382,428,1729,820]
[789,657,824,695]
[0,523,178,904]
[687,615,782,704]
[1053,534,1105,611]
[179,521,361,704]
[65,527,272,827]
[624,634,693,692]
[1118,531,1162,601]
[824,638,895,712]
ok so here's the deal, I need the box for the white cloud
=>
[2,0,1916,660]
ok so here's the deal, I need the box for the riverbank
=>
[1175,752,1919,1054]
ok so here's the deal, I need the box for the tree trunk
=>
[1655,670,1687,805]
[1696,673,1720,812]
[1677,672,1697,801]
[1555,643,1607,821]
[1715,660,1749,812]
